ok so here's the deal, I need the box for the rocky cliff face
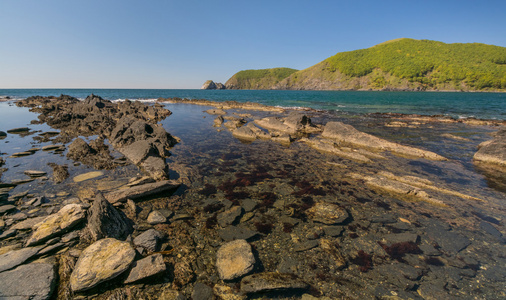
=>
[201,80,226,90]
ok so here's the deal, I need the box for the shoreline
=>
[1,94,505,299]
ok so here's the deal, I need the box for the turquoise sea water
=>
[1,89,505,120]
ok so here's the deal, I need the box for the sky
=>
[1,0,506,89]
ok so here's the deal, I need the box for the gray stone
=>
[240,272,309,294]
[306,203,349,225]
[7,127,30,134]
[191,282,213,300]
[0,229,17,240]
[241,199,258,212]
[425,224,471,253]
[133,229,164,252]
[70,238,136,292]
[217,206,243,227]
[24,170,47,177]
[479,221,505,242]
[294,240,319,252]
[87,193,133,241]
[218,226,259,241]
[124,253,167,284]
[382,233,419,245]
[216,239,255,280]
[323,226,344,237]
[0,263,56,300]
[147,210,167,225]
[0,246,41,272]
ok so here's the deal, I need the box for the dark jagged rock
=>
[133,229,165,252]
[104,180,180,204]
[48,163,69,183]
[124,254,167,284]
[67,137,119,170]
[87,193,133,242]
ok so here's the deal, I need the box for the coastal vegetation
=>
[225,67,298,89]
[225,38,506,91]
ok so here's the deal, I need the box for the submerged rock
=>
[26,204,86,246]
[133,229,164,252]
[73,171,104,183]
[306,203,349,225]
[70,238,136,292]
[240,272,309,294]
[216,239,255,280]
[0,263,56,300]
[7,127,30,134]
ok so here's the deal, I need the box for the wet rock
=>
[73,171,104,182]
[218,226,259,241]
[124,253,167,284]
[473,128,506,167]
[214,115,225,127]
[105,180,180,204]
[147,210,167,225]
[87,193,133,241]
[140,155,169,181]
[134,229,164,252]
[42,144,64,151]
[0,131,6,138]
[26,204,86,246]
[382,233,419,245]
[0,246,42,272]
[306,202,349,224]
[70,238,136,292]
[323,225,344,237]
[217,206,243,227]
[24,170,47,177]
[7,127,30,134]
[0,263,56,300]
[191,282,213,300]
[294,240,319,252]
[206,108,227,115]
[322,121,446,160]
[232,125,258,141]
[479,221,505,243]
[240,272,309,294]
[10,151,34,157]
[425,223,471,253]
[216,239,255,280]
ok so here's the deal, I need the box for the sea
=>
[1,89,505,120]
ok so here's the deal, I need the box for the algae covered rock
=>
[70,238,136,292]
[26,204,86,246]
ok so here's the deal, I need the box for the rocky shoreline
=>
[1,95,505,299]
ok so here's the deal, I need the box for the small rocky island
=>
[0,95,505,299]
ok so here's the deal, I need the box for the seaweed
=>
[349,233,359,239]
[258,192,277,210]
[374,200,391,210]
[291,180,327,196]
[379,242,422,261]
[351,250,373,272]
[205,213,218,229]
[199,183,217,196]
[282,222,295,233]
[225,191,250,201]
[424,257,445,266]
[203,202,224,214]
[254,221,274,234]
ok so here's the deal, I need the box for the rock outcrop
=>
[201,80,226,90]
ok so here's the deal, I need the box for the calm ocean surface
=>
[1,89,505,120]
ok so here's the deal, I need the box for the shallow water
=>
[1,100,506,299]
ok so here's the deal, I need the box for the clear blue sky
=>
[1,0,505,89]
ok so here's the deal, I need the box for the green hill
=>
[225,68,298,89]
[227,39,506,91]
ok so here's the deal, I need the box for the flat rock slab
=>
[105,180,180,204]
[26,204,86,246]
[0,263,56,300]
[10,151,34,157]
[216,239,255,280]
[24,170,47,177]
[42,144,64,151]
[217,206,243,227]
[70,238,136,292]
[73,171,104,182]
[218,226,259,242]
[0,246,42,272]
[306,203,349,225]
[124,253,166,284]
[425,224,471,253]
[0,204,16,215]
[240,272,309,294]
